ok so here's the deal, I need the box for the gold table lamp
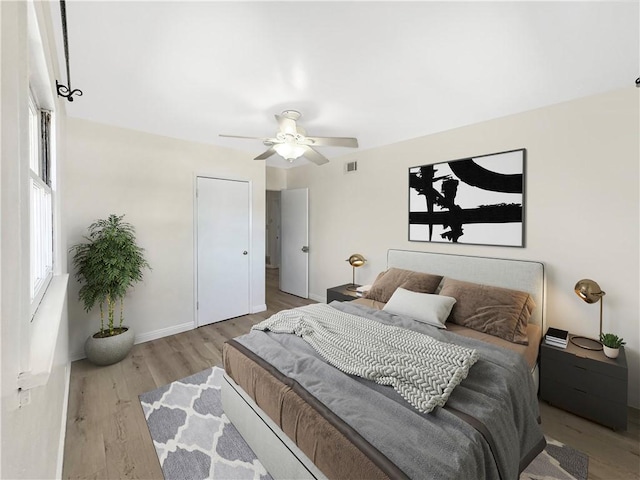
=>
[570,278,605,350]
[345,254,366,291]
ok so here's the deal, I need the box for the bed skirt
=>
[222,339,405,479]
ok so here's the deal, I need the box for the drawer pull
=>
[573,388,587,394]
[573,365,587,371]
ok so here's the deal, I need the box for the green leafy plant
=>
[70,214,150,337]
[600,333,625,349]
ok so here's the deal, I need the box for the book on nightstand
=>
[355,284,372,297]
[545,327,568,348]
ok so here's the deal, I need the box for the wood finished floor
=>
[63,268,640,479]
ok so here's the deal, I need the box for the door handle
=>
[243,251,248,255]
[301,246,309,253]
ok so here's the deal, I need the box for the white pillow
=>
[382,287,456,329]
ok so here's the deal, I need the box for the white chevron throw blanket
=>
[253,304,479,413]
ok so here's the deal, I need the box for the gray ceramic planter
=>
[84,326,135,366]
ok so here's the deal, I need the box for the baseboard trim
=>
[134,321,194,344]
[309,293,325,303]
[70,350,85,362]
[70,321,195,362]
[251,304,267,314]
[56,361,71,479]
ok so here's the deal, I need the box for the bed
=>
[222,250,546,480]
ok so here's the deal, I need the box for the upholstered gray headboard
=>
[387,249,545,328]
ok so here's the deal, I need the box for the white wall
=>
[266,166,287,190]
[287,87,640,407]
[64,119,266,358]
[1,2,70,478]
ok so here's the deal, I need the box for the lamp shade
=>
[347,254,366,268]
[574,279,605,304]
[273,143,306,161]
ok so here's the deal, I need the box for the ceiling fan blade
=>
[219,134,268,141]
[220,134,282,146]
[275,114,297,135]
[254,147,277,160]
[302,146,329,166]
[304,136,359,148]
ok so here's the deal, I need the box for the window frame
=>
[28,89,54,317]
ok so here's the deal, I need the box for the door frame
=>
[193,174,254,328]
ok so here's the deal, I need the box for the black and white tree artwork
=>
[409,149,525,247]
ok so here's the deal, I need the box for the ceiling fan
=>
[219,110,358,165]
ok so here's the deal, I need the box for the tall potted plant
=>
[70,214,150,365]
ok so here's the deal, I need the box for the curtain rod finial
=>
[56,80,83,102]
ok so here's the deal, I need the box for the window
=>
[29,91,54,316]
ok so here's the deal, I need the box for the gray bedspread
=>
[234,301,545,480]
[253,303,479,413]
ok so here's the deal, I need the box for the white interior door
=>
[196,177,250,326]
[280,188,309,298]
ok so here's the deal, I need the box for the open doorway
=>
[266,190,281,269]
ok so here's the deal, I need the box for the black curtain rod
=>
[50,1,639,99]
[56,0,82,102]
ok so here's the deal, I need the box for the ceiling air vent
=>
[344,160,358,174]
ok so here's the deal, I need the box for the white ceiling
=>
[52,1,639,168]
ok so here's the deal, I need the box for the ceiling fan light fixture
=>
[273,143,306,161]
[220,109,358,166]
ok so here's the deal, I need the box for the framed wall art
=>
[408,148,525,247]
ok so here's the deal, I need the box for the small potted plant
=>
[600,333,625,359]
[70,214,150,365]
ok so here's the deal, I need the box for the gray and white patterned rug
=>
[140,366,588,480]
[139,367,271,480]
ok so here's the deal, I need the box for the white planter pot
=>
[84,326,135,366]
[603,345,619,359]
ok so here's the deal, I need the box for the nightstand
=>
[326,284,361,303]
[540,337,628,430]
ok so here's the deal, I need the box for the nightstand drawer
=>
[541,377,627,430]
[540,359,626,403]
[539,340,628,430]
[542,343,626,380]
